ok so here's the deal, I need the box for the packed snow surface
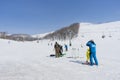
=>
[0,21,120,80]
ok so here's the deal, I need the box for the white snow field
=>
[0,21,120,80]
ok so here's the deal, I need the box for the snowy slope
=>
[0,21,120,80]
[32,31,54,38]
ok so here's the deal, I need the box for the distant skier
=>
[59,45,63,55]
[86,40,98,65]
[64,44,68,51]
[51,43,53,46]
[69,42,72,46]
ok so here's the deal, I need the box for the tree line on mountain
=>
[42,23,80,40]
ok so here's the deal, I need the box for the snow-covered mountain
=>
[79,21,120,34]
[1,21,120,42]
[32,31,54,38]
[79,21,120,39]
[32,23,79,40]
[32,21,120,41]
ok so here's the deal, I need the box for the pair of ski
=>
[50,53,66,57]
[82,62,97,65]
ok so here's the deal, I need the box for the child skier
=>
[86,47,90,64]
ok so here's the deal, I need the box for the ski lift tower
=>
[69,30,72,46]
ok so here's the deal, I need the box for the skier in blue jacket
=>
[86,40,98,65]
[64,44,68,51]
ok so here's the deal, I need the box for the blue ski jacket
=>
[86,41,96,53]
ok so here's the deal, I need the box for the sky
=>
[0,0,120,35]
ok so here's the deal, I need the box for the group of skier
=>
[85,40,98,66]
[53,39,98,66]
[54,42,63,58]
[54,42,68,58]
